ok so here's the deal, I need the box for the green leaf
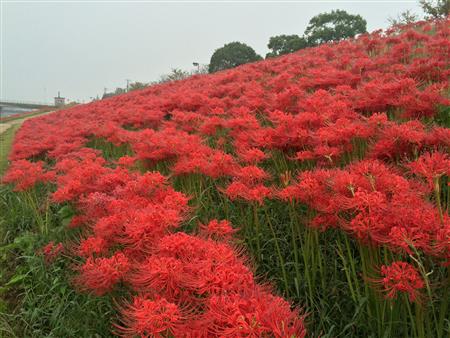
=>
[58,205,75,220]
[5,274,27,286]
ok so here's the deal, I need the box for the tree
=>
[266,35,308,58]
[128,81,148,91]
[304,10,367,46]
[420,0,449,19]
[114,87,126,95]
[388,9,419,27]
[192,63,209,75]
[208,42,262,73]
[158,68,190,84]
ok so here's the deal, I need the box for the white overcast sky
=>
[1,1,423,103]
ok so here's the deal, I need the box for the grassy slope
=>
[0,182,117,337]
[0,124,20,177]
[0,116,116,337]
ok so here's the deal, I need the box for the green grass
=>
[0,124,21,177]
[0,184,117,337]
[0,122,118,337]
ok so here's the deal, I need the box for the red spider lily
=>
[236,147,268,164]
[408,151,450,189]
[369,120,428,161]
[182,257,255,297]
[76,236,109,257]
[206,290,306,337]
[377,261,424,302]
[129,256,187,300]
[68,215,88,229]
[2,160,54,190]
[172,148,237,178]
[117,155,137,168]
[232,165,270,185]
[116,296,181,337]
[199,219,236,240]
[224,181,273,205]
[154,233,256,296]
[74,252,130,295]
[40,241,64,264]
[435,221,450,266]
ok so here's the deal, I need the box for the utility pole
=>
[126,79,131,92]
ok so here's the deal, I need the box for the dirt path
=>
[0,124,10,135]
[0,110,55,136]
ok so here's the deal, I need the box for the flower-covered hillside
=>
[4,19,450,337]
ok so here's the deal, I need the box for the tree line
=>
[209,9,367,73]
[209,0,447,73]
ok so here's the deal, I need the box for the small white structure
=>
[54,92,65,107]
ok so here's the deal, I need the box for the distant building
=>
[54,92,65,106]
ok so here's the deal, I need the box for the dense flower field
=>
[3,19,450,337]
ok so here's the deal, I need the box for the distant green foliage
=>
[128,81,148,91]
[305,10,367,46]
[388,10,420,27]
[114,87,126,95]
[266,34,308,58]
[209,42,262,73]
[158,68,191,83]
[102,81,149,99]
[420,0,450,19]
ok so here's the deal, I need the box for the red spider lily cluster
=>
[278,159,449,257]
[3,18,449,336]
[379,261,425,302]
